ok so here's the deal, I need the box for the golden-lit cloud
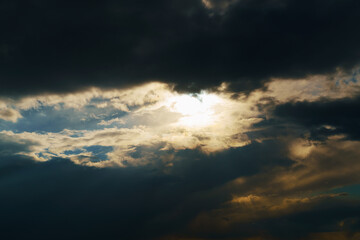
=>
[252,70,360,103]
[177,136,360,236]
[0,100,22,122]
[190,193,346,233]
[13,82,172,110]
[1,68,359,168]
[0,82,262,167]
[0,107,22,123]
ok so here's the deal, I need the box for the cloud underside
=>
[1,136,360,240]
[1,0,360,95]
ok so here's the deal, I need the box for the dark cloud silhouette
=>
[1,138,285,240]
[1,0,360,96]
[0,139,296,240]
[274,96,360,140]
[1,137,360,239]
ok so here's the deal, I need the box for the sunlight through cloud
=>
[166,92,222,128]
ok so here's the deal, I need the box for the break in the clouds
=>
[1,1,360,239]
[0,82,259,166]
[1,70,358,167]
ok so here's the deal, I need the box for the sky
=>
[1,0,360,239]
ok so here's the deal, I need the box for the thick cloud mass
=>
[275,97,360,140]
[0,141,289,240]
[1,0,360,95]
[1,138,360,240]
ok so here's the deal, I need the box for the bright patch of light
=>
[166,92,222,127]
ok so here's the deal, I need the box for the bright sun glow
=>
[166,92,222,127]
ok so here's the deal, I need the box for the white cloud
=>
[2,69,359,167]
[0,84,261,167]
[97,118,126,126]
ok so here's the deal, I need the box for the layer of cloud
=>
[2,137,360,240]
[1,0,360,95]
[0,85,260,166]
[1,69,359,166]
[274,96,360,140]
[169,137,360,239]
[1,71,360,239]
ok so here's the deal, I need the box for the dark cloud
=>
[0,139,296,240]
[168,135,360,239]
[2,135,360,239]
[274,96,360,140]
[0,133,37,157]
[1,0,360,96]
[181,198,360,240]
[202,0,239,13]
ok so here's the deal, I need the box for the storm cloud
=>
[1,0,360,96]
[274,96,360,140]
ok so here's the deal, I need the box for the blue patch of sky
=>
[312,184,360,199]
[0,105,128,133]
[0,119,11,131]
[327,184,360,198]
[36,150,58,160]
[335,67,360,86]
[83,145,113,162]
[69,132,86,138]
[89,97,106,104]
[351,68,360,83]
[61,146,113,162]
[63,149,86,155]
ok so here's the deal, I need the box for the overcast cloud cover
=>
[1,0,360,239]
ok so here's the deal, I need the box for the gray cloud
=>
[1,0,360,96]
[274,96,360,140]
[1,126,360,239]
[0,108,22,122]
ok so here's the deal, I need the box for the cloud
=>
[0,83,265,166]
[0,139,286,240]
[0,138,293,240]
[0,132,37,158]
[274,96,360,140]
[97,117,125,126]
[261,69,360,103]
[1,127,360,239]
[1,71,359,167]
[0,107,22,122]
[13,82,171,111]
[0,101,22,122]
[1,0,360,96]
[202,0,239,13]
[1,1,360,239]
[304,232,360,240]
[169,137,360,239]
[1,62,360,239]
